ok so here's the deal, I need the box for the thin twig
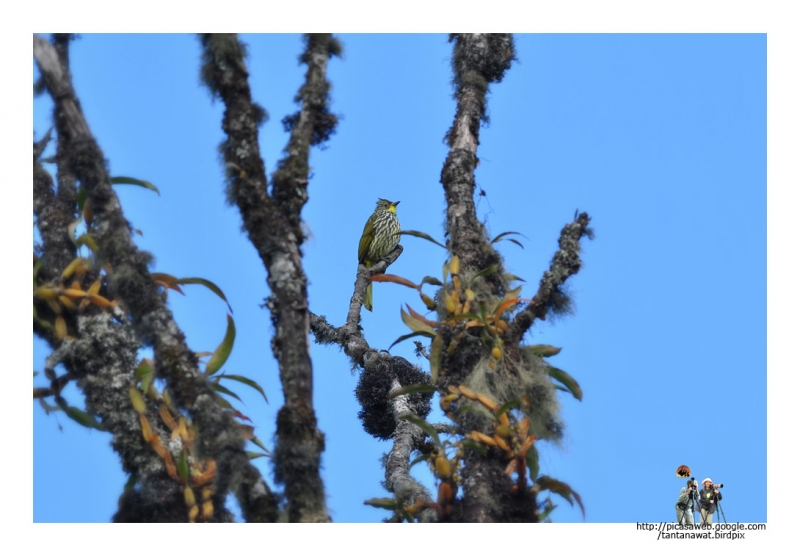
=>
[508,212,592,344]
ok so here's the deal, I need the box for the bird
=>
[358,199,401,311]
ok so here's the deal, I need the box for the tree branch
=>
[508,212,592,344]
[435,36,540,521]
[34,129,76,278]
[43,314,200,521]
[199,33,339,522]
[441,34,515,290]
[346,245,404,337]
[33,35,276,523]
[385,379,437,523]
[308,244,403,367]
[310,245,434,518]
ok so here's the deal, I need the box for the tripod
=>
[715,498,727,524]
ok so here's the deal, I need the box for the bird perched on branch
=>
[358,199,401,311]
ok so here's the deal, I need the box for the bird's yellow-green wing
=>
[358,216,376,264]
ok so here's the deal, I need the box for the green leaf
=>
[429,333,443,383]
[206,314,236,376]
[75,233,98,252]
[478,301,488,323]
[503,273,526,283]
[246,451,269,460]
[33,258,44,286]
[419,291,437,310]
[527,344,562,357]
[398,414,440,448]
[495,399,520,418]
[460,439,488,456]
[211,381,243,403]
[76,186,88,214]
[400,307,436,336]
[454,403,484,418]
[535,476,585,518]
[447,312,482,322]
[548,366,583,401]
[399,230,446,249]
[123,473,139,494]
[215,395,233,410]
[175,277,233,313]
[218,374,268,404]
[64,406,106,431]
[388,383,437,399]
[177,449,190,483]
[388,331,431,351]
[490,231,527,247]
[468,264,500,287]
[110,176,160,195]
[34,314,54,331]
[420,275,444,287]
[250,435,272,457]
[409,453,430,468]
[364,498,398,510]
[136,359,155,394]
[526,444,540,483]
[571,489,586,519]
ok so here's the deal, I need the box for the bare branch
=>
[508,212,592,343]
[432,423,458,435]
[34,131,76,276]
[199,33,337,522]
[441,34,515,290]
[51,34,81,240]
[346,245,403,336]
[272,33,340,221]
[32,371,71,399]
[385,379,437,523]
[309,244,403,367]
[310,249,434,518]
[33,35,276,523]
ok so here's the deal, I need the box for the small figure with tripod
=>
[698,477,725,525]
[676,477,699,525]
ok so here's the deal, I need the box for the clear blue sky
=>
[33,33,766,524]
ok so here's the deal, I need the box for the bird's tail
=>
[363,282,373,312]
